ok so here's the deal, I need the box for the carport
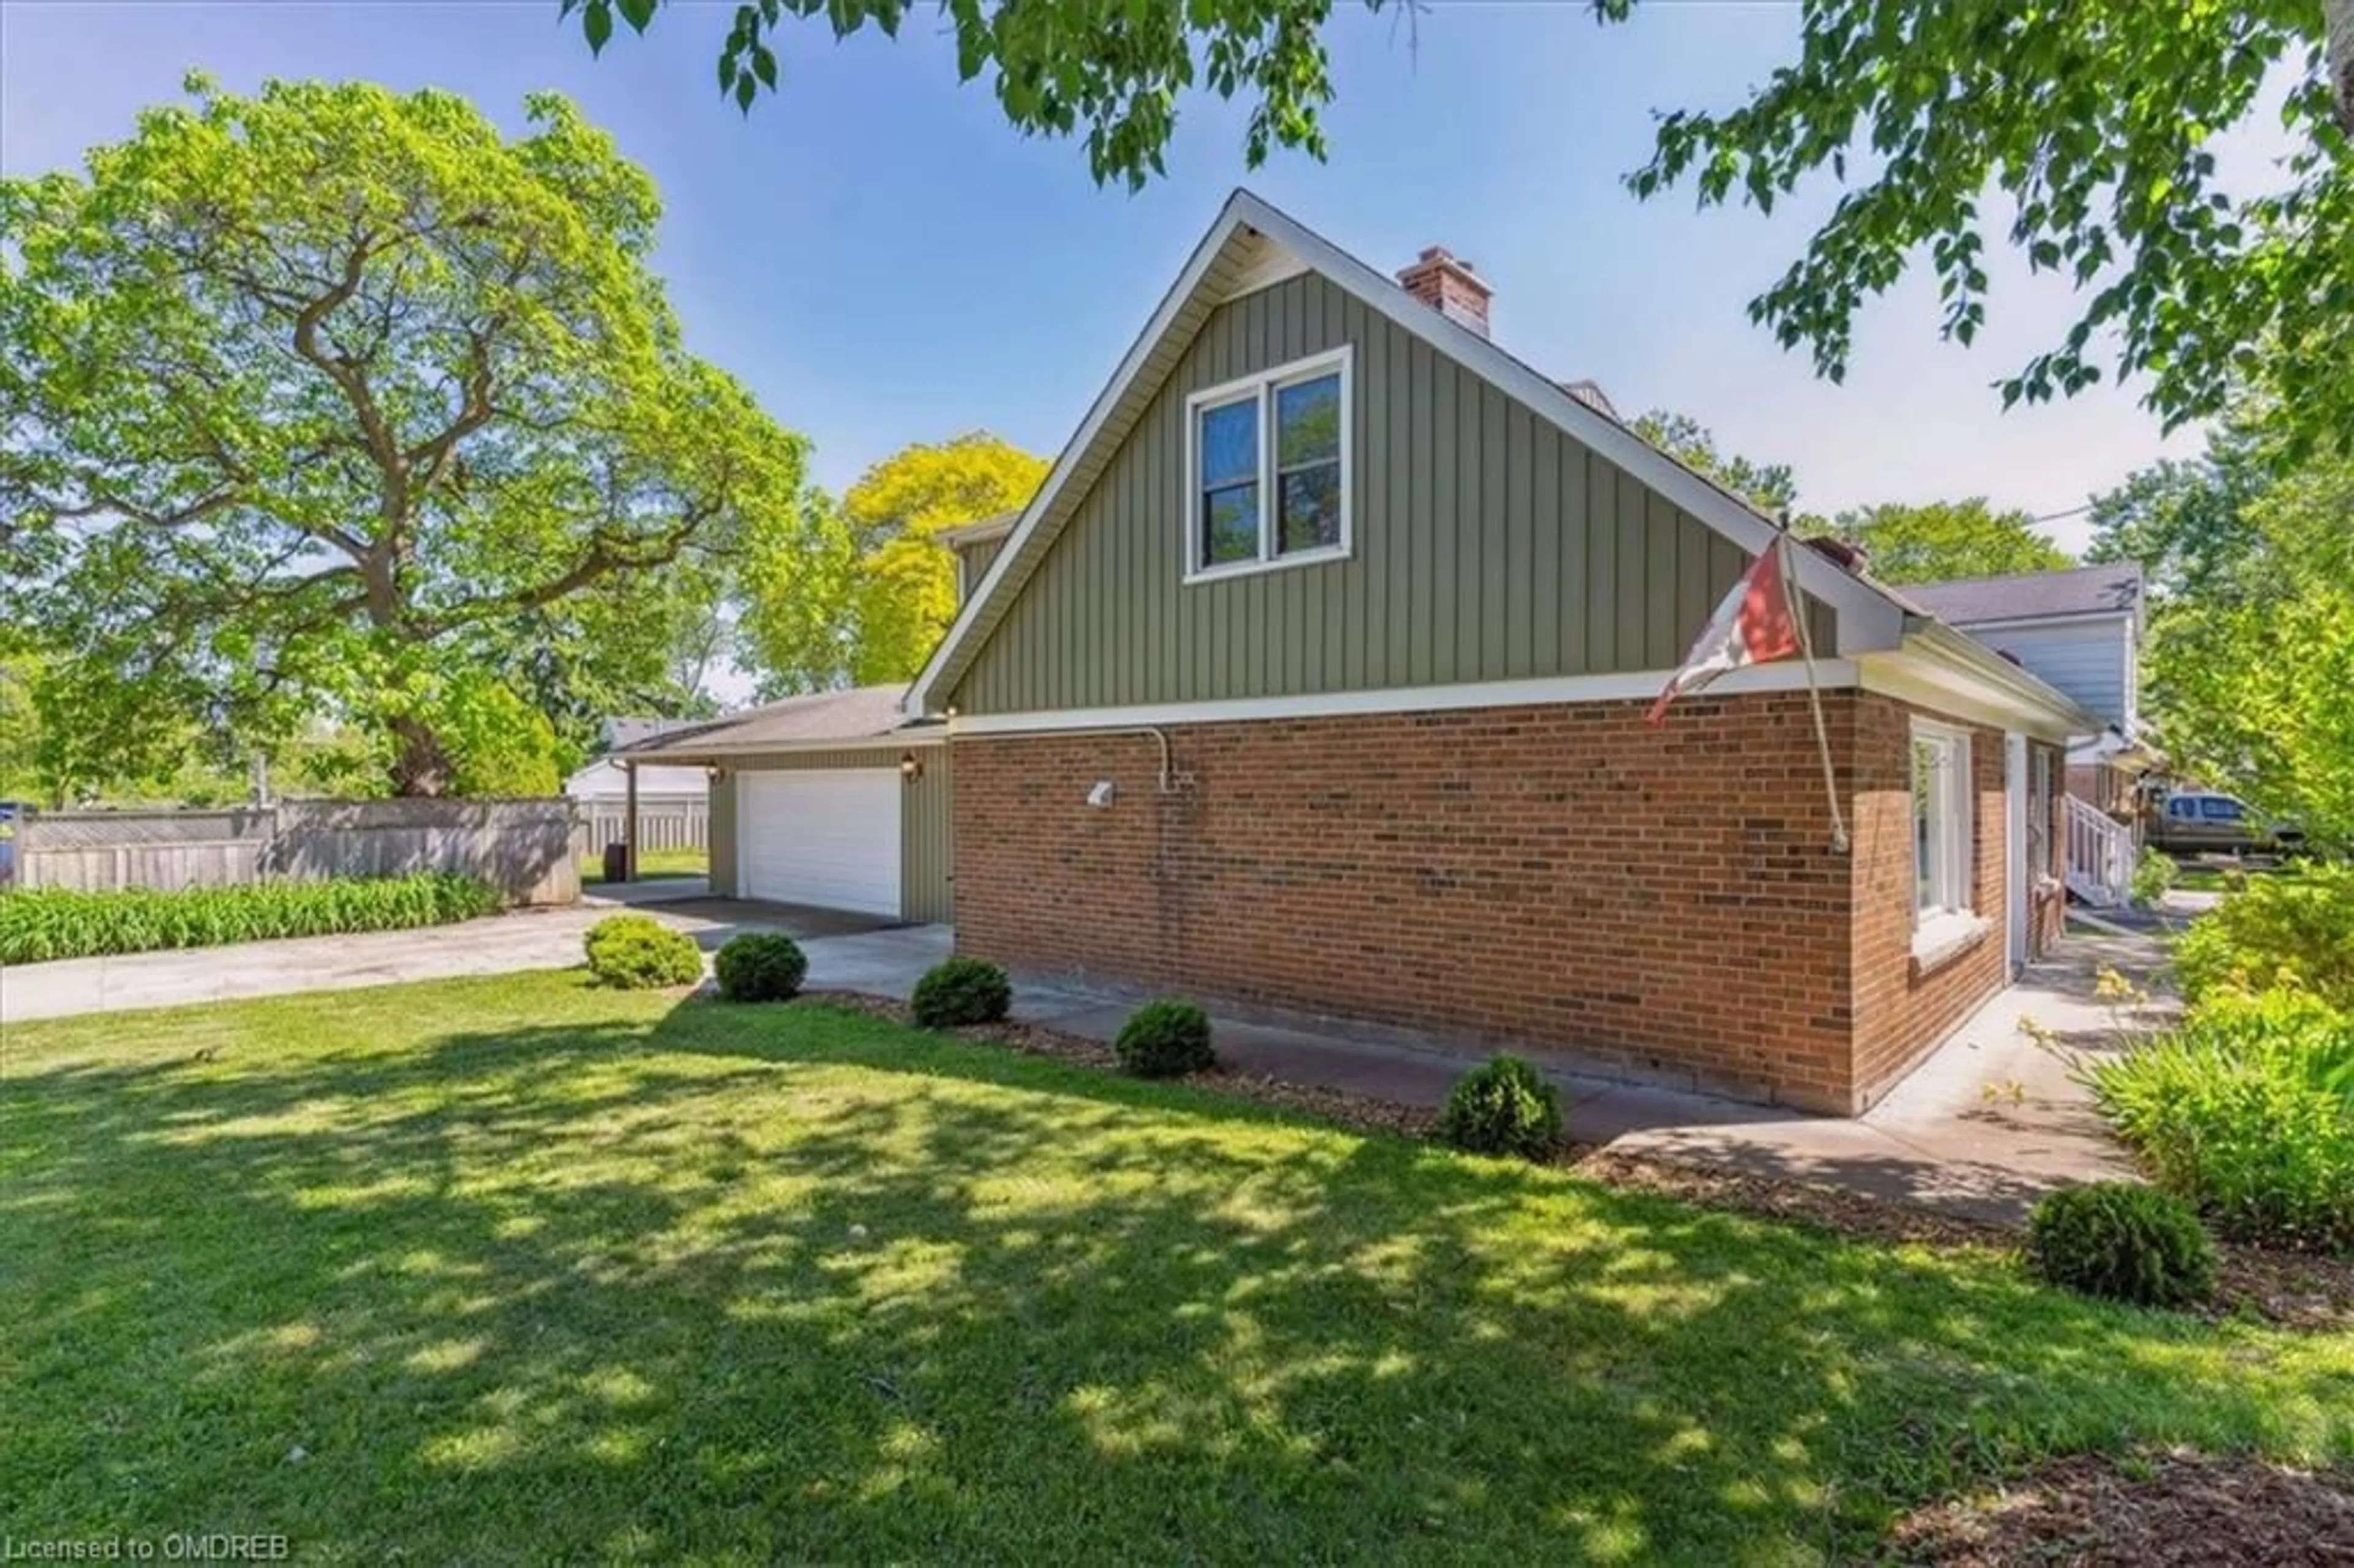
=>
[611,685,950,924]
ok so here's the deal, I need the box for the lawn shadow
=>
[4,981,2344,1564]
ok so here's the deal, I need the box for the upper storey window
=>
[1184,346,1351,580]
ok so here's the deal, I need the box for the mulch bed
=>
[1882,1450,2354,1566]
[791,992,2353,1332]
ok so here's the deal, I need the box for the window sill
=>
[1911,912,1990,975]
[1182,544,1352,586]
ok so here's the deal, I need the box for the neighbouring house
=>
[1905,565,2155,906]
[636,189,2103,1114]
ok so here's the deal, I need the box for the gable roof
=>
[904,189,1912,717]
[619,685,935,758]
[1904,563,2144,628]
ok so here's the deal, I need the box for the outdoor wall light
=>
[900,751,924,784]
[1086,780,1116,808]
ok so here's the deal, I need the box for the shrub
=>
[2172,863,2354,1009]
[912,956,1012,1029]
[2086,985,2354,1252]
[2129,846,2177,909]
[1438,1054,1564,1160]
[714,932,807,1002]
[1113,999,1214,1078]
[0,873,498,964]
[2026,1181,2218,1307]
[583,913,703,990]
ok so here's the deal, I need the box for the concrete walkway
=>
[1008,941,2148,1224]
[0,887,949,1024]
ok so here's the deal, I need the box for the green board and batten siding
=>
[956,536,1005,592]
[951,271,1825,715]
[708,747,954,923]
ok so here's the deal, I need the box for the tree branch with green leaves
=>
[569,0,2354,452]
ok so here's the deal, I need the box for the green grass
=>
[4,976,2350,1564]
[578,845,707,885]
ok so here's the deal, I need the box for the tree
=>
[737,433,1046,693]
[1628,409,1799,516]
[2085,433,2272,607]
[1804,500,2073,586]
[2135,454,2354,851]
[571,2,2354,449]
[0,77,806,796]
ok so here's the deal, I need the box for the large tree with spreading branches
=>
[0,77,805,796]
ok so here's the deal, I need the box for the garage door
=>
[737,769,902,917]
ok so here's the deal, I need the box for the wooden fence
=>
[7,798,579,905]
[569,799,708,859]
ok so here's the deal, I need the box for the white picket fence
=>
[569,799,709,858]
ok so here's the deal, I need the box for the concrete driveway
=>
[0,892,950,1024]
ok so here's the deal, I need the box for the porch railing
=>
[2062,793,2136,908]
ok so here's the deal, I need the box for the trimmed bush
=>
[0,873,498,964]
[583,914,703,990]
[2173,864,2354,1009]
[2026,1181,2218,1308]
[2129,846,2177,909]
[1438,1054,1564,1160]
[1113,999,1214,1078]
[714,932,807,1002]
[912,956,1011,1029]
[2086,985,2354,1252]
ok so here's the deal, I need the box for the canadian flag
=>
[1646,534,1804,725]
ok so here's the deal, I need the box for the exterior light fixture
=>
[1086,780,1116,808]
[900,751,923,783]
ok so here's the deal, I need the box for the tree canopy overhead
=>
[570,0,2354,451]
[0,76,805,796]
[1804,500,2074,587]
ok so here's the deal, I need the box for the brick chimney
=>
[1396,246,1492,338]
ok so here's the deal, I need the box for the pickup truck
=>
[2147,791,2305,858]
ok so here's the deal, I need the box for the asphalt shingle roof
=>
[1903,563,2143,626]
[617,685,919,755]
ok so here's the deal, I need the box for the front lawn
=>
[4,976,2350,1562]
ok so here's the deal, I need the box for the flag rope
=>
[1780,531,1851,854]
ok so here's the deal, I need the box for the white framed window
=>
[1911,719,1978,950]
[1182,345,1352,581]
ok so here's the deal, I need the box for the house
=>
[1905,565,2155,905]
[634,190,2101,1115]
[565,718,716,805]
[1903,564,2155,812]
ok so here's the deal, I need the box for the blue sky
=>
[1,1,2252,555]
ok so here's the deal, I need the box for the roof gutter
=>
[1859,619,2106,742]
[617,727,948,764]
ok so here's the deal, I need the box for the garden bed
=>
[0,872,500,963]
[1884,1449,2354,1566]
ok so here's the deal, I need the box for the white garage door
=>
[736,769,902,918]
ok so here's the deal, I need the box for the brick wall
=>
[953,689,2030,1116]
[1845,696,2009,1106]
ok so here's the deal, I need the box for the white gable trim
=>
[907,189,1909,717]
[905,194,1256,718]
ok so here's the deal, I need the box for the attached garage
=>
[612,687,953,924]
[736,768,904,916]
